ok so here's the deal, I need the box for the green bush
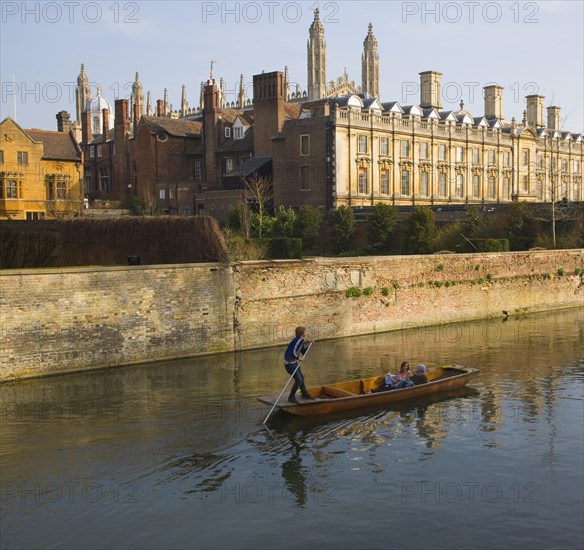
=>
[486,273,493,281]
[245,238,302,259]
[557,267,565,276]
[468,239,510,252]
[575,268,583,276]
[381,287,390,296]
[345,287,362,298]
[363,287,374,296]
[436,263,444,271]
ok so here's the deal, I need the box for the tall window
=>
[420,142,428,160]
[401,140,410,158]
[358,135,367,154]
[523,176,529,192]
[225,127,231,138]
[90,147,95,159]
[401,170,410,195]
[438,144,447,161]
[99,167,110,193]
[194,160,202,182]
[522,150,529,166]
[488,176,496,199]
[488,150,495,165]
[224,158,233,173]
[456,174,464,198]
[358,168,367,193]
[380,170,389,195]
[380,137,389,156]
[159,189,166,199]
[561,159,568,172]
[300,165,310,191]
[17,151,28,165]
[439,173,447,197]
[420,171,429,197]
[536,179,543,200]
[234,127,243,139]
[473,175,480,198]
[473,148,480,164]
[5,179,20,198]
[503,177,510,200]
[300,135,310,156]
[0,150,3,164]
[97,145,102,158]
[574,160,580,173]
[537,155,543,169]
[503,152,510,167]
[456,147,463,163]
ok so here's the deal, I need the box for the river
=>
[1,307,583,550]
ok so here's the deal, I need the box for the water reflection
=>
[0,308,582,550]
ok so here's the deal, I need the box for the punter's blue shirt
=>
[284,337,307,364]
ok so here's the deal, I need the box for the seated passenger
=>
[371,373,396,393]
[411,364,429,385]
[393,361,415,389]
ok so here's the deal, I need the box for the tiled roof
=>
[25,129,81,161]
[141,116,202,136]
[224,155,271,177]
[284,103,302,120]
[220,128,254,153]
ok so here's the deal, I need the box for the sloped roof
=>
[141,116,202,136]
[284,103,302,120]
[224,155,271,177]
[220,127,254,153]
[25,129,81,161]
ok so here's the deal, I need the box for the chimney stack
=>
[156,99,164,117]
[252,71,286,156]
[419,71,442,110]
[526,95,545,128]
[483,85,504,120]
[102,108,110,141]
[547,106,561,131]
[56,111,72,133]
[133,103,140,134]
[81,110,91,145]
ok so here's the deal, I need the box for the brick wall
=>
[1,250,582,381]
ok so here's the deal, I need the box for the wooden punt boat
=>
[257,365,479,417]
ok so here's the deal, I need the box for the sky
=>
[1,0,583,132]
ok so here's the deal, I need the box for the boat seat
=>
[322,385,355,398]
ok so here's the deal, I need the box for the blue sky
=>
[1,1,583,131]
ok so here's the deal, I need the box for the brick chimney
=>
[81,110,91,145]
[133,103,140,135]
[203,79,221,188]
[252,71,285,156]
[102,108,110,141]
[419,71,442,110]
[114,99,130,140]
[56,110,72,133]
[156,99,164,117]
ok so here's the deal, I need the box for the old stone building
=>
[0,116,83,220]
[67,9,581,220]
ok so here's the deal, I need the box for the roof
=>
[220,128,254,153]
[141,116,202,137]
[25,129,81,161]
[224,155,271,177]
[284,103,302,120]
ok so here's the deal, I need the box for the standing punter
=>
[284,327,315,403]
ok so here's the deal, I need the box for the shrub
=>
[363,287,374,296]
[486,273,493,281]
[468,239,510,252]
[392,282,401,289]
[557,267,565,276]
[474,265,480,271]
[345,287,362,298]
[477,278,485,284]
[575,268,583,275]
[436,263,444,271]
[367,204,398,253]
[381,287,390,296]
[328,206,356,254]
[404,206,437,254]
[435,281,444,288]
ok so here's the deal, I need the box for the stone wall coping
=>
[1,249,582,277]
[0,262,230,277]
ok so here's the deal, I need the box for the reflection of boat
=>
[257,365,479,417]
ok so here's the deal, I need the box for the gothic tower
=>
[361,23,380,98]
[238,74,246,108]
[307,8,326,101]
[131,72,144,119]
[181,85,188,115]
[75,64,90,122]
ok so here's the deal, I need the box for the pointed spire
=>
[210,59,216,80]
[163,88,169,116]
[362,22,380,98]
[200,81,205,110]
[181,84,188,116]
[146,91,152,116]
[219,77,225,109]
[97,84,102,96]
[238,74,246,108]
[76,63,91,121]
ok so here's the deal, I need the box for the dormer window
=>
[234,126,244,140]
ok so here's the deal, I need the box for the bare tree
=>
[241,174,273,238]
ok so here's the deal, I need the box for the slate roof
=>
[224,155,271,177]
[25,129,81,161]
[141,116,202,136]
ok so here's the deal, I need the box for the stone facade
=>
[0,117,83,220]
[1,250,582,381]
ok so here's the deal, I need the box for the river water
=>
[1,308,583,550]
